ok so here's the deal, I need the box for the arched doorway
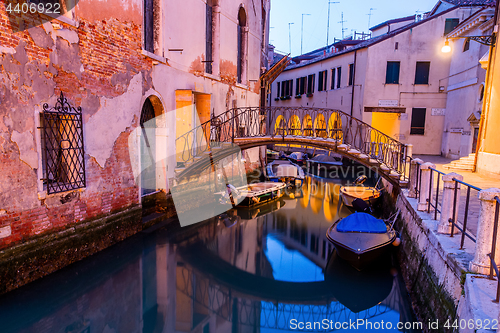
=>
[140,98,157,196]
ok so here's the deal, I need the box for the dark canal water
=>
[0,176,421,333]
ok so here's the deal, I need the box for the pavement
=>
[414,155,500,238]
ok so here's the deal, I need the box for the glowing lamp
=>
[441,40,451,53]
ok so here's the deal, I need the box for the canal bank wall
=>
[0,191,178,295]
[392,188,499,333]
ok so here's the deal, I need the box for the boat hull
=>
[340,186,381,207]
[215,182,286,208]
[326,219,396,270]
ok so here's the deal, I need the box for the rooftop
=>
[369,15,416,31]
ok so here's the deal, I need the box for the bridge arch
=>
[314,113,327,138]
[174,107,410,186]
[289,114,301,136]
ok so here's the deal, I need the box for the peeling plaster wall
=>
[0,0,269,289]
[0,4,155,251]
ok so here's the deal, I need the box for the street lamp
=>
[441,35,496,53]
[301,14,311,55]
[288,22,295,55]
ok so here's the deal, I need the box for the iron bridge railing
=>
[175,106,410,180]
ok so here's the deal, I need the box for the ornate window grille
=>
[41,92,86,194]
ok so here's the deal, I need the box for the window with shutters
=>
[331,68,336,89]
[386,61,400,84]
[318,70,327,91]
[297,76,306,95]
[336,67,342,89]
[444,18,459,35]
[414,61,430,85]
[348,63,354,86]
[410,108,426,135]
[307,74,315,94]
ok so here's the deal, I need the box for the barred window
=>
[41,92,86,194]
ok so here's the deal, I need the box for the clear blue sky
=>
[269,0,440,56]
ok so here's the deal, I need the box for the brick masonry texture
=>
[0,5,154,251]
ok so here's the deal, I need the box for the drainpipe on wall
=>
[473,2,499,172]
[350,50,357,118]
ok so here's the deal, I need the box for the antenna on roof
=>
[339,12,347,39]
[367,8,376,30]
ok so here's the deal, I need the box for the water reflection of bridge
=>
[169,178,415,332]
[0,178,417,333]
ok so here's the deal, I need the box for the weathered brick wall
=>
[0,4,154,250]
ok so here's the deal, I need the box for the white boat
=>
[215,182,286,207]
[266,160,305,187]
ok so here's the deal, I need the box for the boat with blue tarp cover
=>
[326,212,397,270]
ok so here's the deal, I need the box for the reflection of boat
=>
[215,182,286,207]
[288,152,307,165]
[339,176,381,208]
[324,251,394,313]
[326,212,396,270]
[266,160,305,187]
[234,199,286,220]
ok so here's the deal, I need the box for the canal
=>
[0,174,421,333]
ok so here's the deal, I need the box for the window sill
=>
[42,12,79,28]
[295,95,302,99]
[141,50,168,64]
[204,73,220,81]
[306,93,314,97]
[235,82,248,90]
[38,187,85,200]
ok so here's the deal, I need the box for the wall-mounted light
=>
[441,40,451,53]
[441,35,495,53]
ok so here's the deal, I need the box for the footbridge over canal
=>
[175,107,411,186]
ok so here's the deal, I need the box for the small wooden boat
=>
[326,212,397,270]
[215,182,286,207]
[266,160,305,187]
[339,175,381,208]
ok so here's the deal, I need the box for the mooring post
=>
[469,188,500,275]
[438,173,463,234]
[417,162,435,211]
[408,158,423,198]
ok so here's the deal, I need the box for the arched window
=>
[237,6,247,83]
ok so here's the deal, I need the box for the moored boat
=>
[215,182,286,207]
[326,212,397,270]
[339,175,381,208]
[266,160,305,187]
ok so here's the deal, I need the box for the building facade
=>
[475,0,500,178]
[272,0,494,156]
[441,8,495,159]
[0,0,269,289]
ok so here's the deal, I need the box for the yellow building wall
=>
[370,112,400,140]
